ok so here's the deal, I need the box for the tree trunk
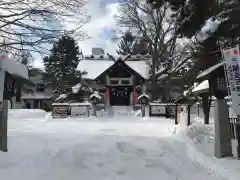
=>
[151,47,157,100]
[202,94,211,124]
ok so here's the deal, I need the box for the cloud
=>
[78,0,121,55]
[33,0,122,69]
[32,58,45,69]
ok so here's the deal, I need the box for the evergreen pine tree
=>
[44,35,81,93]
[117,30,136,55]
[117,30,149,55]
[133,37,149,55]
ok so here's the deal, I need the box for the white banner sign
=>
[222,46,240,116]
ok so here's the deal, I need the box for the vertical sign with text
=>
[222,46,240,116]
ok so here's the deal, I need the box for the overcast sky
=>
[78,0,122,55]
[33,0,124,69]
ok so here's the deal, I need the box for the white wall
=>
[8,97,24,109]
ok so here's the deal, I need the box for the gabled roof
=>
[77,59,150,80]
[197,61,225,80]
[192,80,209,95]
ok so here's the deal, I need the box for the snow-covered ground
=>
[0,108,231,180]
[175,121,240,180]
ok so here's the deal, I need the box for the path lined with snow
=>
[0,110,223,180]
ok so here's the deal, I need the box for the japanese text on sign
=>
[223,46,240,116]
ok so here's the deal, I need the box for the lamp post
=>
[211,67,232,158]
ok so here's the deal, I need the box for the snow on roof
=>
[52,102,69,106]
[77,59,150,80]
[55,94,68,101]
[21,92,53,100]
[157,74,168,80]
[149,103,175,105]
[138,94,149,100]
[77,60,113,80]
[126,61,150,79]
[89,92,101,100]
[197,61,225,80]
[69,102,92,106]
[192,80,209,94]
[0,52,29,80]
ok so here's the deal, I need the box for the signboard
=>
[151,105,166,114]
[222,46,240,116]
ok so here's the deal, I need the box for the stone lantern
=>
[89,93,101,116]
[197,61,232,158]
[138,94,149,117]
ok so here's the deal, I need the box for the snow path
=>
[0,111,223,180]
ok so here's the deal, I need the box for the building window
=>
[121,80,131,85]
[110,80,119,85]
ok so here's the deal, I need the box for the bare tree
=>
[0,0,89,56]
[117,0,181,99]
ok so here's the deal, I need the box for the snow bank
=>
[9,109,47,120]
[187,124,214,148]
[172,122,240,180]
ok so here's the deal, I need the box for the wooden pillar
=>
[105,87,110,108]
[133,86,138,106]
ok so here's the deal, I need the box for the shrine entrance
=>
[95,59,147,107]
[109,86,132,106]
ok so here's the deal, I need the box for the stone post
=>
[214,99,232,158]
[178,105,188,128]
